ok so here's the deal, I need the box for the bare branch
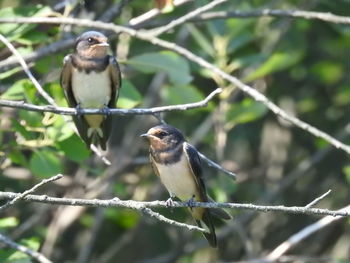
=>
[0,88,222,115]
[0,34,57,106]
[305,189,332,208]
[136,203,206,233]
[0,174,63,213]
[0,192,349,217]
[129,0,194,26]
[149,0,228,36]
[0,233,53,263]
[195,9,350,24]
[266,204,350,261]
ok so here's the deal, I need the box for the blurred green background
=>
[0,0,350,262]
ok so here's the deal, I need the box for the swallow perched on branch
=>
[60,31,121,150]
[141,124,231,247]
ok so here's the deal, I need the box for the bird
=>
[141,124,231,247]
[60,31,121,150]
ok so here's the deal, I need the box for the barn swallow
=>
[60,31,121,150]
[141,124,231,247]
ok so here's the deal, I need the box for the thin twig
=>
[138,204,205,233]
[0,233,53,263]
[90,144,111,166]
[0,192,349,217]
[305,189,332,208]
[129,0,194,26]
[0,34,57,106]
[0,88,222,115]
[195,9,350,24]
[0,174,63,213]
[0,17,348,155]
[266,204,350,261]
[149,0,228,36]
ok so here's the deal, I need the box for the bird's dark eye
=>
[158,131,167,137]
[87,37,93,43]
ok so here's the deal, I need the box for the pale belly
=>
[71,68,111,108]
[155,155,199,201]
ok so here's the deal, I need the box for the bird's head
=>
[75,31,109,59]
[141,124,185,151]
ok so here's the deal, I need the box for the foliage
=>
[0,0,350,262]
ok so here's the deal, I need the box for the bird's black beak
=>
[96,42,109,47]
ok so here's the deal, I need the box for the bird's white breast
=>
[71,67,111,108]
[155,153,198,201]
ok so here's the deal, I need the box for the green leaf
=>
[343,165,350,185]
[334,86,350,106]
[0,6,53,40]
[55,134,90,162]
[118,80,142,108]
[227,98,268,124]
[244,51,304,82]
[186,24,215,57]
[128,51,192,85]
[311,61,343,85]
[105,209,140,229]
[161,84,204,105]
[0,217,19,229]
[29,150,62,178]
[8,150,27,166]
[1,80,26,100]
[47,119,75,142]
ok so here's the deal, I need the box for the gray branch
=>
[195,9,350,24]
[0,88,221,115]
[0,233,53,263]
[0,192,349,217]
[0,174,63,213]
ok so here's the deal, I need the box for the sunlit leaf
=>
[55,134,90,162]
[227,98,268,124]
[128,51,192,85]
[0,6,53,40]
[161,84,204,105]
[0,217,19,229]
[312,61,343,85]
[118,80,142,108]
[244,51,304,82]
[105,209,140,229]
[29,150,62,178]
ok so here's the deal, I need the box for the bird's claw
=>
[75,104,83,117]
[165,197,175,207]
[186,195,196,209]
[102,105,111,116]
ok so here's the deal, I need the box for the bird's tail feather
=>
[207,197,232,220]
[196,210,217,248]
[88,128,107,150]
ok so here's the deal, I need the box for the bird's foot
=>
[186,195,196,209]
[165,196,175,207]
[75,104,83,118]
[101,105,111,117]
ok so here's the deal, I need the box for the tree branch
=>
[0,174,63,213]
[0,34,57,106]
[149,0,228,36]
[0,233,53,263]
[266,204,350,261]
[0,192,349,217]
[0,88,222,115]
[0,17,348,155]
[195,9,350,24]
